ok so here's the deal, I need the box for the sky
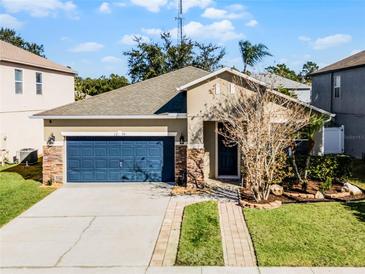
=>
[0,0,364,78]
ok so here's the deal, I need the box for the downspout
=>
[330,72,333,113]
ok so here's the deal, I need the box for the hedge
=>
[292,154,352,181]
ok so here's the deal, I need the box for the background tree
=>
[0,28,45,57]
[75,74,129,100]
[239,40,272,73]
[265,63,301,82]
[124,33,225,83]
[300,61,319,82]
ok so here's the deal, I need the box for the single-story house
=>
[33,66,332,185]
[253,73,311,103]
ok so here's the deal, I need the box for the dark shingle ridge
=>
[312,50,365,75]
[35,66,209,116]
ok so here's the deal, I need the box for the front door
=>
[217,124,238,177]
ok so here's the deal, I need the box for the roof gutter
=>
[31,114,188,120]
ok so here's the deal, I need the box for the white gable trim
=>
[178,67,334,118]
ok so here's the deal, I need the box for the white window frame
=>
[215,83,221,95]
[334,75,341,98]
[15,69,23,94]
[36,72,43,95]
[230,83,236,94]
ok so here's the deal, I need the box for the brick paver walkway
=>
[219,201,257,266]
[150,197,257,267]
[150,197,204,266]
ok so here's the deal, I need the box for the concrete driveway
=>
[0,183,171,272]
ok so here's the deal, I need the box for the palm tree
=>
[239,40,272,73]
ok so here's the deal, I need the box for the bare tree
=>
[209,77,313,202]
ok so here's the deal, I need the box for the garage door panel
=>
[81,159,94,168]
[95,159,107,168]
[80,170,95,181]
[67,136,174,183]
[68,147,81,157]
[95,169,108,181]
[109,146,121,156]
[94,146,108,156]
[81,147,94,157]
[68,159,81,169]
[109,158,120,168]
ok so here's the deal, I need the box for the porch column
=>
[187,117,205,187]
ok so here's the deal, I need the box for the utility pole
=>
[175,0,183,45]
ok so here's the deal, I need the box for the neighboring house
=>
[311,50,365,159]
[33,66,331,184]
[0,41,75,162]
[253,73,311,103]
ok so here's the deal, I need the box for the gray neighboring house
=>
[311,50,365,159]
[253,73,311,103]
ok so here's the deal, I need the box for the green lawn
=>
[350,159,365,190]
[176,201,224,266]
[244,201,365,266]
[0,160,54,227]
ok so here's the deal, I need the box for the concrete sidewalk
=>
[1,266,364,274]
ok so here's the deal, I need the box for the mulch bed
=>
[239,180,365,207]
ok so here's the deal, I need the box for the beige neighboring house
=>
[33,66,331,184]
[0,40,75,162]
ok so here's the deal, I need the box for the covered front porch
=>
[186,120,241,186]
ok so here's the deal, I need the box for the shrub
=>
[319,177,333,192]
[288,154,352,182]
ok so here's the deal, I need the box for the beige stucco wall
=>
[43,119,187,143]
[187,71,254,145]
[0,62,74,160]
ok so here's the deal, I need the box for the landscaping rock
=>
[240,200,282,209]
[324,192,351,199]
[270,184,284,196]
[341,183,363,195]
[284,192,315,199]
[314,191,325,199]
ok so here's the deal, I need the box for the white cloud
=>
[182,0,213,12]
[0,0,77,17]
[130,0,167,12]
[298,35,311,42]
[70,42,104,52]
[101,56,122,63]
[313,34,352,50]
[142,28,162,36]
[0,14,23,29]
[245,19,258,27]
[351,49,361,55]
[99,2,111,13]
[202,5,250,20]
[114,2,127,7]
[171,20,243,42]
[119,34,150,45]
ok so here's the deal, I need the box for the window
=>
[230,83,236,94]
[15,69,23,94]
[36,72,43,95]
[334,75,341,98]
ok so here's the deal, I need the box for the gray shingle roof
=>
[34,66,209,117]
[0,40,74,74]
[311,50,365,75]
[252,73,311,90]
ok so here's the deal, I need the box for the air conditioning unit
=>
[17,148,38,164]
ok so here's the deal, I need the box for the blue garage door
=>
[67,136,175,182]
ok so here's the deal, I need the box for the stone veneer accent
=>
[187,148,205,187]
[175,145,187,184]
[43,145,64,184]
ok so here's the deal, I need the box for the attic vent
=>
[230,83,236,94]
[215,83,221,95]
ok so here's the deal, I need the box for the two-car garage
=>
[66,136,175,183]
